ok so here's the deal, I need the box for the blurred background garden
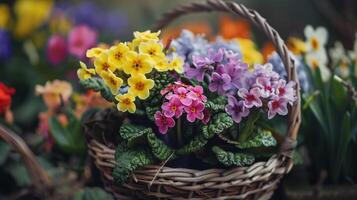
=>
[0,0,357,199]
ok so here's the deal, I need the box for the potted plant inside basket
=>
[78,0,301,199]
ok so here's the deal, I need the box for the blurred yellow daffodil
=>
[236,38,263,66]
[128,74,154,100]
[14,0,53,38]
[287,37,307,55]
[77,61,96,81]
[0,4,10,29]
[154,57,171,72]
[116,93,136,113]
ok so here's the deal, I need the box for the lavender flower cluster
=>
[268,52,310,92]
[170,30,241,62]
[184,48,297,123]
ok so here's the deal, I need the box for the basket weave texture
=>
[86,0,301,199]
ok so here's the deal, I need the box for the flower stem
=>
[239,110,260,142]
[177,118,183,147]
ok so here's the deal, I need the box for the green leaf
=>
[119,124,152,147]
[236,129,277,149]
[0,141,11,165]
[7,161,32,186]
[80,78,115,102]
[73,187,114,200]
[202,113,233,139]
[48,114,86,154]
[113,143,154,184]
[205,96,227,112]
[176,134,208,155]
[212,146,255,167]
[331,76,348,112]
[331,112,351,183]
[145,106,159,121]
[147,132,175,160]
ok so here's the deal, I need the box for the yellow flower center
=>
[311,59,319,70]
[110,77,117,85]
[148,49,156,56]
[132,60,142,70]
[135,82,145,90]
[191,108,196,113]
[122,98,131,105]
[103,62,110,71]
[115,52,122,60]
[311,37,319,51]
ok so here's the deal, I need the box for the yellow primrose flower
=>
[169,54,184,73]
[115,93,136,113]
[134,30,161,42]
[154,57,170,72]
[287,37,307,55]
[123,51,153,75]
[77,61,96,81]
[0,4,10,29]
[139,41,165,60]
[236,38,263,66]
[130,30,161,50]
[128,74,155,100]
[108,43,130,70]
[87,47,106,58]
[101,70,123,95]
[94,52,117,75]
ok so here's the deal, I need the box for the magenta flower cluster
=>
[154,82,210,134]
[184,48,297,123]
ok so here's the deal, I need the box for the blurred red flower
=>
[47,34,68,65]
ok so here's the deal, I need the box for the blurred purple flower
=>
[47,34,68,65]
[0,30,12,60]
[68,25,97,59]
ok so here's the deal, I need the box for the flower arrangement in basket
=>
[78,0,301,199]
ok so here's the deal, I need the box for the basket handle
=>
[0,124,51,193]
[154,0,301,142]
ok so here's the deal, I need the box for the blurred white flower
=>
[348,33,357,77]
[304,25,328,54]
[329,41,351,78]
[306,51,331,82]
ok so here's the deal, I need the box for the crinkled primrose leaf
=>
[147,132,175,160]
[80,77,116,102]
[119,124,152,148]
[236,129,277,149]
[202,113,233,139]
[212,146,255,167]
[113,143,154,184]
[204,96,227,112]
[176,134,208,155]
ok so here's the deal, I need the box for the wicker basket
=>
[86,0,301,199]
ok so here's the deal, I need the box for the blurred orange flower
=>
[219,15,251,39]
[35,80,73,111]
[262,41,276,61]
[73,90,113,118]
[161,21,212,45]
